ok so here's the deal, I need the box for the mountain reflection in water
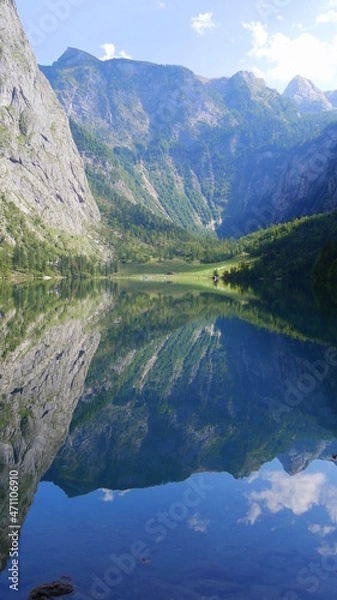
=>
[0,280,336,599]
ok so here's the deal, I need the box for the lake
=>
[0,279,337,600]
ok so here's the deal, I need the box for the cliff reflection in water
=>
[45,282,337,495]
[0,281,110,573]
[0,280,337,577]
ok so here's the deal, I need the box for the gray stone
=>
[0,0,101,252]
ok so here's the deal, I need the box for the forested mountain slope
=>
[0,2,105,276]
[41,48,337,237]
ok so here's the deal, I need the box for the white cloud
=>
[191,12,216,35]
[251,66,265,79]
[239,502,262,526]
[188,512,210,533]
[118,490,131,497]
[309,524,336,537]
[99,488,130,502]
[242,21,268,48]
[247,472,260,484]
[317,9,337,23]
[118,50,132,60]
[317,542,337,557]
[243,20,337,89]
[241,468,337,531]
[100,488,114,502]
[249,471,326,516]
[99,43,132,61]
[322,483,337,523]
[157,1,166,8]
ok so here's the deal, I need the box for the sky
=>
[15,0,337,93]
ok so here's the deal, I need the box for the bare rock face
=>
[325,89,337,108]
[278,440,337,475]
[272,125,337,214]
[41,47,221,149]
[0,0,100,239]
[283,75,333,114]
[0,290,108,574]
[42,49,337,236]
[228,124,337,235]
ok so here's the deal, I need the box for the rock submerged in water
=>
[28,578,74,599]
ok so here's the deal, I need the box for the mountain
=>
[325,89,337,108]
[222,209,337,291]
[2,3,337,274]
[40,49,229,233]
[0,2,105,275]
[279,439,337,475]
[227,123,337,237]
[43,294,337,496]
[1,280,336,568]
[41,49,337,238]
[0,282,107,573]
[41,47,223,150]
[283,75,333,114]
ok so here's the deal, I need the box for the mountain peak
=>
[52,47,100,69]
[0,4,100,238]
[230,71,265,86]
[283,75,333,113]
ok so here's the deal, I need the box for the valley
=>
[1,3,337,599]
[1,0,337,284]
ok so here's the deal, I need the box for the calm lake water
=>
[0,280,337,600]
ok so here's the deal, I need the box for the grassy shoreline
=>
[0,255,254,289]
[113,256,255,291]
[117,256,251,277]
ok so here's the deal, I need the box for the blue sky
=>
[16,0,337,92]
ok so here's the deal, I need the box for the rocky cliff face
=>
[229,123,337,235]
[283,75,333,113]
[278,439,337,475]
[41,48,221,149]
[0,1,101,250]
[41,48,227,231]
[325,89,337,108]
[0,288,108,573]
[1,11,337,244]
[41,49,337,236]
[44,313,337,496]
